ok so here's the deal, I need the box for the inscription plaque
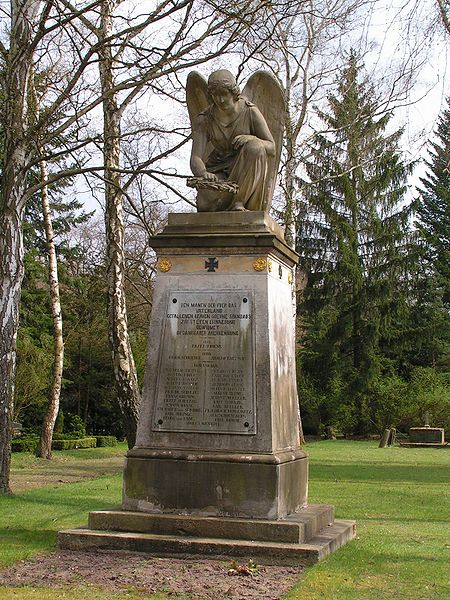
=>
[152,290,255,434]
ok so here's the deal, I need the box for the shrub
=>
[11,437,38,452]
[64,414,86,438]
[51,437,97,450]
[95,435,117,447]
[402,368,450,432]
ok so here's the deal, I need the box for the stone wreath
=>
[186,177,239,195]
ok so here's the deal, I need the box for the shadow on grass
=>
[311,463,448,483]
[349,541,449,567]
[0,529,57,547]
[1,493,119,512]
[361,515,450,525]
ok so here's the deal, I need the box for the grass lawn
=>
[286,441,450,600]
[10,443,128,492]
[0,441,448,599]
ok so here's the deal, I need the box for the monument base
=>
[58,212,356,564]
[58,506,356,565]
[122,452,308,520]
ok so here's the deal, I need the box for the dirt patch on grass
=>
[0,550,303,599]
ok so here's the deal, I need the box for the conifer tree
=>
[297,51,415,434]
[416,98,450,308]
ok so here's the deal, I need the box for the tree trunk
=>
[0,207,25,494]
[0,0,40,494]
[35,157,64,460]
[99,0,141,448]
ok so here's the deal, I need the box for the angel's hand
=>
[202,171,218,181]
[232,135,256,149]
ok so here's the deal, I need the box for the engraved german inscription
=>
[153,291,255,434]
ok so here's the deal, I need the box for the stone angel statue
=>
[186,69,285,213]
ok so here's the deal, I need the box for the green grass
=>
[0,474,122,568]
[9,443,127,492]
[1,441,449,599]
[285,441,450,600]
[11,442,128,468]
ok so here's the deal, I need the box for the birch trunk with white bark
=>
[0,0,41,494]
[35,157,64,459]
[99,0,141,448]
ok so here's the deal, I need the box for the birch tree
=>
[23,67,65,459]
[59,0,300,447]
[0,0,300,491]
[0,0,43,494]
[34,157,64,459]
[98,0,141,447]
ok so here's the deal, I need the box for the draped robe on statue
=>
[194,100,269,212]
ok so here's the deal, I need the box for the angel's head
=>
[207,69,241,102]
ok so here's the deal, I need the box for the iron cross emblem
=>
[205,257,219,272]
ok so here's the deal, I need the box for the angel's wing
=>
[243,71,285,211]
[186,71,209,127]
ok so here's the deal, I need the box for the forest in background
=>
[0,0,448,493]
[16,71,450,442]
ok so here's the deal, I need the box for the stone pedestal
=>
[59,212,355,563]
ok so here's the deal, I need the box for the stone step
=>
[58,519,356,565]
[88,504,334,544]
[399,442,448,448]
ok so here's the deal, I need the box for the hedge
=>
[51,437,97,450]
[12,438,38,452]
[95,435,117,447]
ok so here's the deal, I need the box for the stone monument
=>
[59,70,355,563]
[400,420,447,448]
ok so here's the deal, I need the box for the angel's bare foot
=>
[230,202,248,211]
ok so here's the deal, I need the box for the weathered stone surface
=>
[122,455,308,519]
[88,505,334,543]
[161,211,286,238]
[122,212,304,518]
[400,427,448,447]
[58,519,356,566]
[409,427,445,444]
[58,211,356,564]
[187,70,284,213]
[152,290,255,435]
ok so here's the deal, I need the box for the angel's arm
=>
[190,115,217,181]
[233,106,275,156]
[251,107,275,156]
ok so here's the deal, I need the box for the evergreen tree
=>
[297,51,415,434]
[416,98,450,308]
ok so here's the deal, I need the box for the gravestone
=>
[58,212,355,563]
[401,426,447,448]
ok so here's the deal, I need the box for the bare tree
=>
[34,153,64,459]
[22,66,66,460]
[0,0,44,495]
[436,0,450,34]
[0,0,301,490]
[98,0,141,447]
[238,0,446,245]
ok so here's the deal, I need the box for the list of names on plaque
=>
[152,290,255,434]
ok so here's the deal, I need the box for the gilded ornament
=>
[253,257,267,272]
[158,258,172,272]
[288,272,293,284]
[268,259,273,272]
